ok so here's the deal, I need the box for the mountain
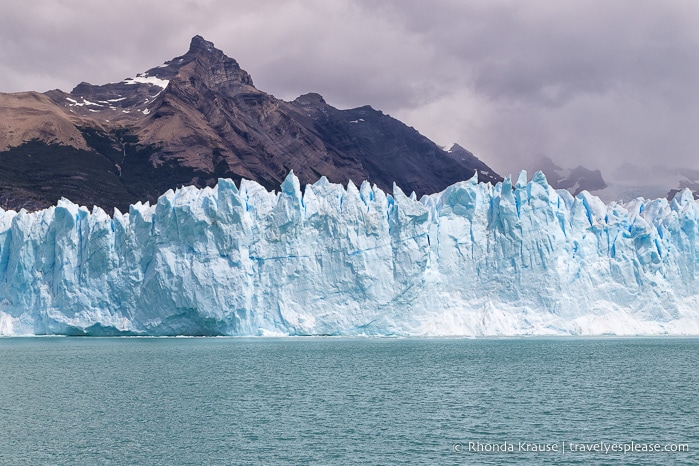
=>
[531,156,699,203]
[1,172,697,336]
[531,156,607,196]
[0,36,501,213]
[444,143,499,179]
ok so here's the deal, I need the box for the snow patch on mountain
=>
[123,73,169,89]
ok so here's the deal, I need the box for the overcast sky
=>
[1,0,698,183]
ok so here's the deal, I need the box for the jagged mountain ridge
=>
[0,35,501,212]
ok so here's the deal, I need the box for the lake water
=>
[0,337,696,465]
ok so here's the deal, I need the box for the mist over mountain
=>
[531,156,607,196]
[0,36,500,213]
[530,155,699,203]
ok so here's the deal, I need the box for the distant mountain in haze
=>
[0,35,501,212]
[530,156,699,202]
[531,156,607,196]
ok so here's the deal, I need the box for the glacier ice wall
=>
[1,171,698,336]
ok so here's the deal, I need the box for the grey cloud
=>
[357,0,699,178]
[1,0,698,187]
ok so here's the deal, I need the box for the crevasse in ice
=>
[1,171,698,336]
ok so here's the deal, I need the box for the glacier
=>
[1,171,698,336]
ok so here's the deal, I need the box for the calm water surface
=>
[0,337,696,465]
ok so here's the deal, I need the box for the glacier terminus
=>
[1,171,698,336]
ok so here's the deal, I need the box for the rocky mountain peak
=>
[170,35,254,89]
[293,92,327,106]
[188,35,216,55]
